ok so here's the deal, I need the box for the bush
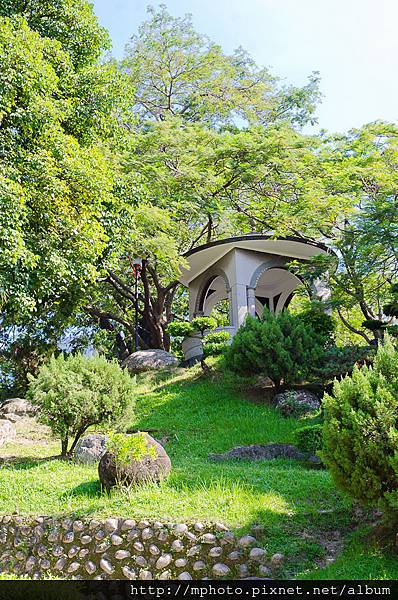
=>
[203,330,230,358]
[294,424,323,454]
[106,431,157,466]
[28,353,134,457]
[321,337,398,523]
[167,317,229,368]
[298,302,336,342]
[313,344,373,383]
[224,310,325,389]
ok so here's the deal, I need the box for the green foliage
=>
[298,303,336,342]
[225,311,325,388]
[313,344,373,383]
[294,424,323,454]
[0,4,129,355]
[190,316,217,335]
[122,4,320,126]
[321,337,398,523]
[167,321,194,338]
[106,432,157,466]
[203,330,230,358]
[28,353,134,456]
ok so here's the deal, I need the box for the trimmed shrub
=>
[294,424,323,454]
[321,337,398,523]
[28,353,134,457]
[167,318,230,367]
[203,330,230,358]
[224,310,325,389]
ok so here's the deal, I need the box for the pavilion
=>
[179,234,330,362]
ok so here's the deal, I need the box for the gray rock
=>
[68,545,79,558]
[193,561,206,571]
[142,527,154,540]
[73,520,84,532]
[98,434,171,491]
[238,535,257,548]
[139,570,153,580]
[0,419,16,447]
[136,556,148,568]
[271,552,285,565]
[111,534,123,546]
[201,533,216,544]
[100,558,114,575]
[104,518,119,533]
[159,570,172,580]
[274,390,320,417]
[122,566,136,579]
[68,562,80,573]
[122,349,178,374]
[178,572,192,580]
[0,398,37,419]
[115,550,130,560]
[171,539,184,552]
[80,535,92,545]
[156,554,172,570]
[258,565,272,577]
[209,443,305,462]
[213,563,230,577]
[121,519,136,531]
[55,557,67,571]
[249,547,267,561]
[85,561,97,575]
[209,546,223,558]
[74,434,107,464]
[175,558,187,568]
[174,523,188,536]
[149,544,160,556]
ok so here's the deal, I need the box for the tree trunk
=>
[61,436,68,457]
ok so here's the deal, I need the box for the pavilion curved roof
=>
[179,234,329,286]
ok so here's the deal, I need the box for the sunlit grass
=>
[1,365,394,578]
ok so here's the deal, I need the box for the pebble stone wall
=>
[0,516,283,580]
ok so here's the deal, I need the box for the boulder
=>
[98,433,171,491]
[0,398,38,420]
[209,443,306,462]
[0,419,17,447]
[122,350,178,375]
[274,390,320,417]
[74,434,107,464]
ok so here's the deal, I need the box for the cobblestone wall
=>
[0,516,281,580]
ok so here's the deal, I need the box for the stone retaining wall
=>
[0,516,279,580]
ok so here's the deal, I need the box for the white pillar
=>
[247,287,256,317]
[230,283,249,327]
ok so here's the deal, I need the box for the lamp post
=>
[130,257,142,352]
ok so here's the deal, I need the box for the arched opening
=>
[254,267,303,315]
[195,271,231,324]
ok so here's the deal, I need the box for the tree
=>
[0,2,131,389]
[224,311,325,390]
[84,5,325,352]
[28,353,134,457]
[122,4,320,127]
[290,123,398,344]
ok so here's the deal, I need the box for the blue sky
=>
[92,0,398,133]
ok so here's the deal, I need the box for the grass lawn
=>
[1,365,397,578]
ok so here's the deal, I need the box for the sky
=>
[92,0,398,133]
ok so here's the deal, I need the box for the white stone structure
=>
[179,234,329,361]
